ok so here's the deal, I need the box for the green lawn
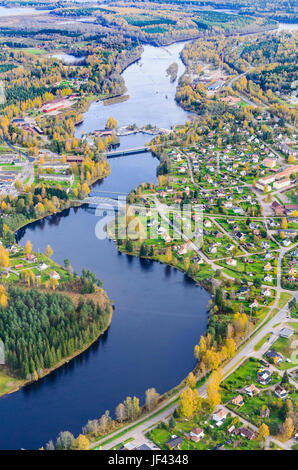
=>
[277,293,293,309]
[254,333,271,351]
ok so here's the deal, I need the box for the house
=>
[264,274,273,283]
[257,368,272,385]
[49,271,60,280]
[244,384,260,397]
[189,427,204,442]
[231,395,244,407]
[250,299,259,309]
[209,244,217,254]
[263,158,277,168]
[134,444,153,450]
[204,220,212,228]
[26,253,37,263]
[178,244,188,255]
[7,244,18,254]
[279,327,294,339]
[273,179,291,190]
[234,231,246,242]
[121,442,136,450]
[38,262,48,271]
[266,349,283,364]
[271,201,285,216]
[239,286,248,295]
[163,233,172,243]
[226,258,237,267]
[166,436,183,450]
[212,408,228,426]
[274,385,288,399]
[234,427,255,440]
[262,241,270,250]
[214,231,223,238]
[264,263,272,272]
[213,443,226,450]
[157,225,165,235]
[260,407,270,418]
[262,287,271,298]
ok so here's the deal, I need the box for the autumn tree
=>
[115,403,126,422]
[145,387,160,411]
[281,417,294,441]
[207,369,222,410]
[45,245,53,258]
[25,240,32,254]
[106,116,118,129]
[186,371,196,389]
[258,423,269,440]
[281,218,288,230]
[0,285,8,308]
[178,386,198,419]
[0,246,9,268]
[75,434,89,450]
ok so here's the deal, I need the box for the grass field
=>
[0,370,24,396]
[254,332,271,351]
[277,292,293,309]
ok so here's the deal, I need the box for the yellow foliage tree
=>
[186,371,196,389]
[75,434,90,450]
[258,423,269,440]
[178,386,198,419]
[0,246,9,268]
[25,240,32,254]
[207,369,222,410]
[45,244,53,258]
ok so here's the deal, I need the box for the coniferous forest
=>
[0,286,111,379]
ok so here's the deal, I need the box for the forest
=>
[0,283,112,379]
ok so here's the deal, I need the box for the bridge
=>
[89,190,128,200]
[105,146,149,158]
[80,196,126,210]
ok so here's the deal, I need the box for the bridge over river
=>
[77,194,127,210]
[105,146,149,158]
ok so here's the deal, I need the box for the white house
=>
[212,408,228,426]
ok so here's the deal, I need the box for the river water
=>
[75,42,193,136]
[0,6,43,16]
[0,41,210,450]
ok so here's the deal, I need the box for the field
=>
[0,370,24,396]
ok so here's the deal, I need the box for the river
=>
[0,41,210,450]
[75,41,193,136]
[0,6,44,16]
